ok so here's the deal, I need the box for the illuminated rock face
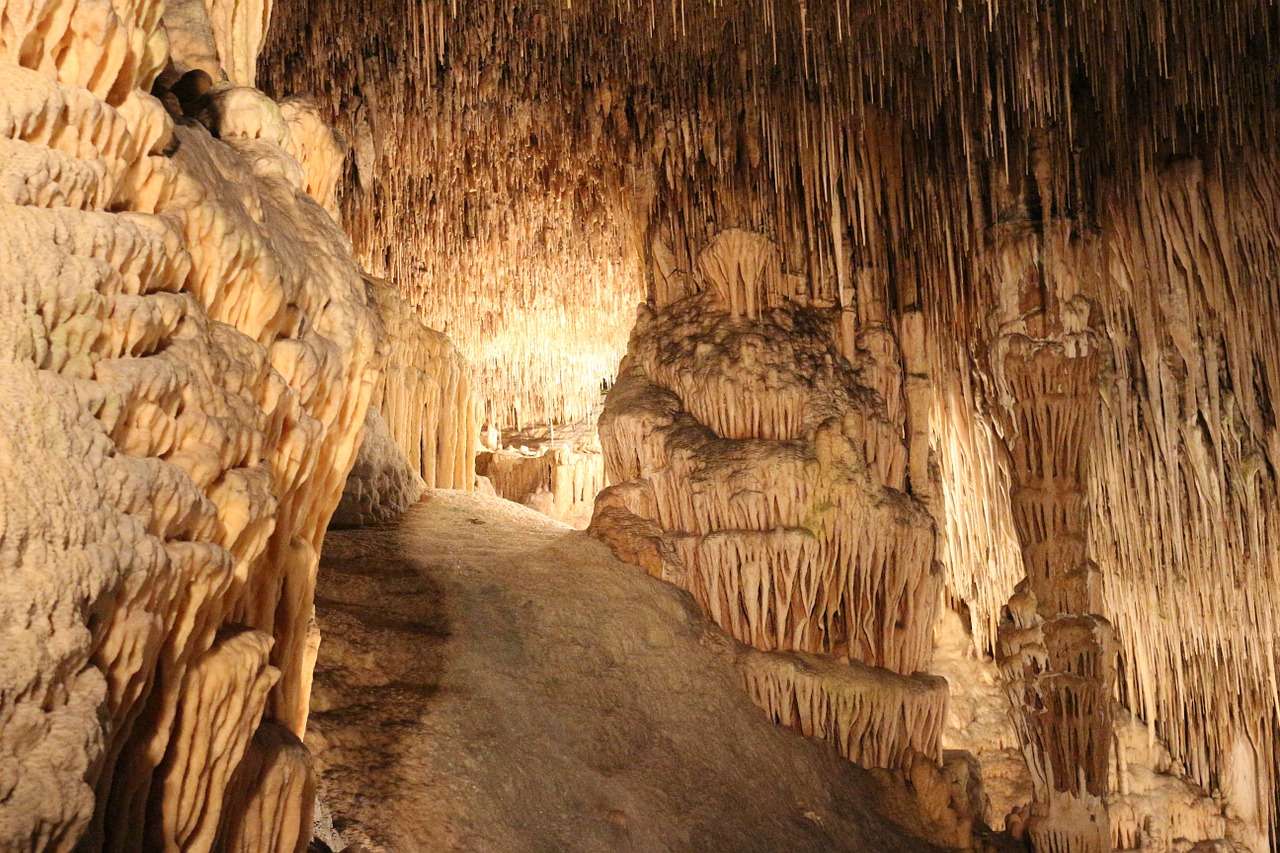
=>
[369,280,478,494]
[334,279,478,527]
[477,421,607,527]
[254,4,1280,841]
[592,230,946,775]
[0,0,379,848]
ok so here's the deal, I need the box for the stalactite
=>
[739,648,948,770]
[591,231,944,776]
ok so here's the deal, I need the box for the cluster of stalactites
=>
[371,279,479,493]
[254,0,1273,430]
[740,649,948,771]
[258,2,649,429]
[251,0,1280,838]
[591,230,944,773]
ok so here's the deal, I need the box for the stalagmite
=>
[331,406,426,528]
[217,721,316,853]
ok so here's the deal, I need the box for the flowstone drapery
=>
[0,0,379,846]
[591,231,947,777]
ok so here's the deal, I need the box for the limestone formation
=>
[0,0,379,846]
[978,211,1117,852]
[218,721,316,853]
[332,278,479,527]
[368,280,478,494]
[4,0,1279,850]
[934,605,1252,850]
[739,649,947,772]
[252,18,1280,838]
[591,231,945,778]
[476,420,606,527]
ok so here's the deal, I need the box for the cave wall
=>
[334,278,479,527]
[258,0,1277,845]
[589,230,949,779]
[3,0,1272,849]
[371,280,477,494]
[0,0,381,847]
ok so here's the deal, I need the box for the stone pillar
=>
[992,225,1116,853]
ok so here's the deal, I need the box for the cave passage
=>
[1,1,1277,852]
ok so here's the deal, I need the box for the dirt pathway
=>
[308,491,937,852]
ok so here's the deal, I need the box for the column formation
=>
[992,223,1116,853]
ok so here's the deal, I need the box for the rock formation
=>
[334,279,478,527]
[591,230,947,780]
[331,407,425,528]
[476,420,606,527]
[0,0,379,847]
[983,210,1116,852]
[4,0,1279,850]
[369,280,478,495]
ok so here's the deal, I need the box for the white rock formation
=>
[934,607,1258,851]
[366,279,478,494]
[591,231,946,784]
[0,0,379,848]
[477,420,606,527]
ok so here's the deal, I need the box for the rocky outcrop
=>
[370,281,478,494]
[0,0,379,848]
[332,278,478,528]
[332,407,426,528]
[591,231,946,779]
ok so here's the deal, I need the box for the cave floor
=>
[308,490,941,853]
